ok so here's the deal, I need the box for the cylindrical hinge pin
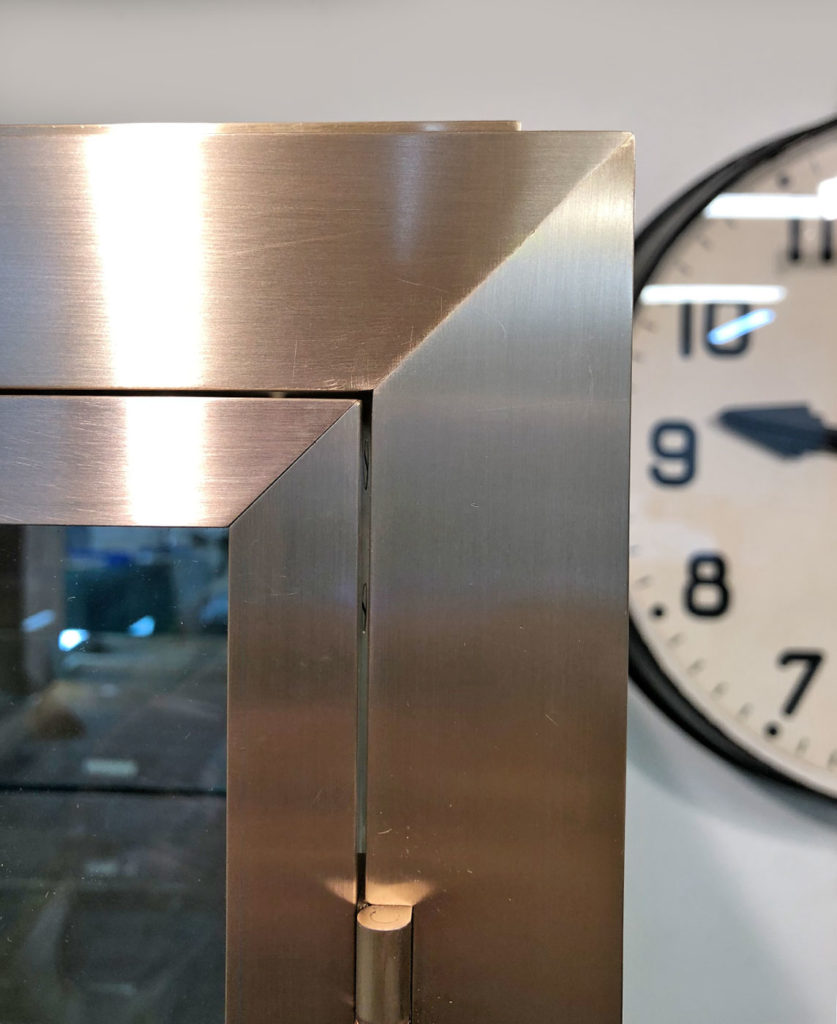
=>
[355,904,412,1024]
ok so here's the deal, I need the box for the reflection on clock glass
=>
[631,122,837,797]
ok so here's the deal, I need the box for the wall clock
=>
[631,115,837,798]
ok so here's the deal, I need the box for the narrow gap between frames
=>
[356,392,373,906]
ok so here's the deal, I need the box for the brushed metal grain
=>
[0,124,635,1020]
[365,135,634,1023]
[228,405,360,1024]
[1,128,613,391]
[0,396,351,525]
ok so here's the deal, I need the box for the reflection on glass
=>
[0,525,226,1023]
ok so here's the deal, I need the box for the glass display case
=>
[0,123,633,1024]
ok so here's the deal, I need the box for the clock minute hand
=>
[717,403,837,458]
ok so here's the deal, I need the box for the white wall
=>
[2,2,836,1019]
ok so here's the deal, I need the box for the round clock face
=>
[631,120,837,798]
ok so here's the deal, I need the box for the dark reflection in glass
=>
[0,525,226,1023]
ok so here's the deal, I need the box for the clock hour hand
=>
[717,403,837,458]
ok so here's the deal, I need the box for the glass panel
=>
[0,525,226,1023]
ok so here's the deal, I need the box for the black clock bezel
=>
[630,113,837,795]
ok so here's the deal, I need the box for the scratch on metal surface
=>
[395,276,449,296]
[228,231,359,257]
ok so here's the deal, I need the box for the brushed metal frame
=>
[227,405,361,1024]
[2,124,622,393]
[0,396,354,526]
[365,139,633,1023]
[0,124,634,1024]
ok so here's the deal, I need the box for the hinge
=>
[355,905,413,1024]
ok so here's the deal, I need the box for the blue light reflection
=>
[127,615,156,638]
[58,628,90,652]
[708,308,775,347]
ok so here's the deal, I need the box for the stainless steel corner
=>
[0,123,634,1024]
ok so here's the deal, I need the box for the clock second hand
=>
[717,403,837,458]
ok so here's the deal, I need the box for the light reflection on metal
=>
[0,126,607,391]
[123,398,208,524]
[0,397,351,526]
[84,125,209,387]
